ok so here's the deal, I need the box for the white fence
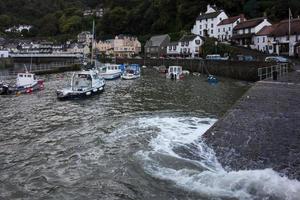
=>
[257,63,289,81]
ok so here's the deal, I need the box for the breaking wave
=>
[132,117,300,200]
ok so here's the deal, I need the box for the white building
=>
[232,17,272,49]
[167,42,180,57]
[78,31,93,45]
[268,19,300,56]
[5,25,32,33]
[67,43,90,55]
[178,35,204,58]
[217,15,245,42]
[0,50,9,58]
[253,26,274,53]
[191,4,228,39]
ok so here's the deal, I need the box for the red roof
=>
[218,14,245,26]
[233,17,267,30]
[256,25,276,36]
[269,18,300,37]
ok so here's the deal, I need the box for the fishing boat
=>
[0,72,44,95]
[121,64,141,80]
[56,70,105,100]
[166,66,184,80]
[98,64,122,80]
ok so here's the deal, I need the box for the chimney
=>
[207,4,211,11]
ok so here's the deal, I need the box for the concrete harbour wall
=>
[116,58,274,81]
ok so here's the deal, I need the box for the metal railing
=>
[258,63,289,81]
[0,61,80,80]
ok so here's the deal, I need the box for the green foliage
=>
[0,0,299,41]
[202,38,235,56]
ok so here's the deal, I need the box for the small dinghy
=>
[0,72,44,95]
[56,70,105,100]
[121,64,141,80]
[207,75,218,84]
[166,66,184,80]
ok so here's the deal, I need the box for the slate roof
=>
[168,42,178,46]
[256,25,275,36]
[197,11,222,20]
[179,35,198,42]
[233,17,266,30]
[269,19,300,37]
[218,14,245,26]
[145,34,170,47]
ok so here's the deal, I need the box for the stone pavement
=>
[204,65,300,180]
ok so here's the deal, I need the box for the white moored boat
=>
[98,64,122,80]
[121,64,141,80]
[0,72,44,95]
[166,66,184,80]
[56,70,105,100]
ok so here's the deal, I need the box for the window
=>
[211,24,213,28]
[185,42,189,46]
[223,28,225,32]
[169,46,172,50]
[287,35,290,40]
[220,18,222,21]
[195,40,201,45]
[205,24,208,29]
[263,37,265,43]
[229,27,231,31]
[211,30,213,34]
[200,31,202,35]
[218,28,220,33]
[173,46,176,50]
[257,38,259,43]
[181,42,184,47]
[200,25,202,29]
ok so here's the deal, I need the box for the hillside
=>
[0,0,299,42]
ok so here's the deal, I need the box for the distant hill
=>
[0,0,299,42]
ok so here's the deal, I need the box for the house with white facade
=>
[0,50,9,58]
[191,4,228,38]
[217,14,245,42]
[253,25,274,53]
[268,18,300,56]
[167,42,180,57]
[5,25,32,33]
[232,17,272,49]
[178,35,204,58]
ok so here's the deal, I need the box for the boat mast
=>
[289,8,292,56]
[91,20,95,65]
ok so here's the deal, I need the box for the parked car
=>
[265,56,289,63]
[237,55,255,61]
[206,54,229,60]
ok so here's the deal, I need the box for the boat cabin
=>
[16,73,37,87]
[72,72,95,90]
[168,66,182,75]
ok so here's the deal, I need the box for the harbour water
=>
[1,68,299,199]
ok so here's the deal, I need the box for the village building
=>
[178,35,204,58]
[217,14,245,42]
[268,18,300,56]
[232,17,272,49]
[5,25,32,33]
[77,31,93,45]
[167,42,180,57]
[67,43,90,55]
[96,35,141,58]
[144,34,170,58]
[191,4,228,39]
[253,25,274,53]
[0,50,9,58]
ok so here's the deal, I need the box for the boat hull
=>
[100,72,121,80]
[0,80,44,95]
[56,85,105,100]
[121,74,140,80]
